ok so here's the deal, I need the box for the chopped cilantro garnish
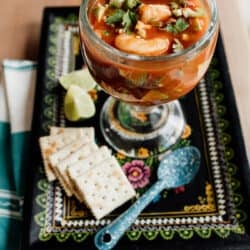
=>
[106,9,125,25]
[124,0,141,9]
[109,0,140,9]
[109,0,125,8]
[122,10,138,32]
[105,8,137,32]
[183,7,205,18]
[165,18,189,34]
[176,18,190,31]
[104,0,141,32]
[93,4,107,22]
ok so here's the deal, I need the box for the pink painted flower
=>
[122,160,151,189]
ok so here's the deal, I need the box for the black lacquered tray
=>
[21,7,250,250]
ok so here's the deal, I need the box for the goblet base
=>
[100,97,185,158]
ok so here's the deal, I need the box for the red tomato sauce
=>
[88,0,210,55]
[80,0,218,105]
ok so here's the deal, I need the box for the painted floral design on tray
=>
[114,124,193,200]
[122,160,151,189]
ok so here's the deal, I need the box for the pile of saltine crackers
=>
[39,127,135,220]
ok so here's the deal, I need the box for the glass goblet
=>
[79,0,219,158]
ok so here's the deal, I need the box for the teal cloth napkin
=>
[0,60,36,250]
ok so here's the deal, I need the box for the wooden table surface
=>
[0,0,249,158]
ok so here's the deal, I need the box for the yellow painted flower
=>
[137,147,150,158]
[181,124,192,139]
[116,152,126,160]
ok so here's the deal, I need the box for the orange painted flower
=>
[181,124,192,139]
[116,152,126,160]
[137,147,150,158]
[88,89,98,101]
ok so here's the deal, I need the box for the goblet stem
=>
[100,97,185,158]
[117,102,169,133]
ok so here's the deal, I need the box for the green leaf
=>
[165,18,189,34]
[39,228,52,242]
[106,9,125,25]
[195,228,212,239]
[183,7,205,18]
[109,0,125,8]
[122,10,138,32]
[93,4,107,22]
[72,232,90,242]
[213,228,230,239]
[126,231,142,240]
[143,231,159,240]
[160,230,174,240]
[124,0,140,9]
[178,229,194,239]
[37,179,49,192]
[232,224,246,235]
[56,233,71,242]
[175,18,190,32]
[34,212,46,227]
[166,23,178,34]
[36,194,47,208]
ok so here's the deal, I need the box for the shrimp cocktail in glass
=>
[79,0,219,158]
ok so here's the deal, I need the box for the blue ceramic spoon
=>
[95,146,201,250]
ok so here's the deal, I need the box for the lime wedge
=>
[59,68,97,91]
[64,85,96,121]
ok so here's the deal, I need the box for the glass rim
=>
[79,0,219,62]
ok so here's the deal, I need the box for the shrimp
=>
[139,4,171,25]
[115,33,169,56]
